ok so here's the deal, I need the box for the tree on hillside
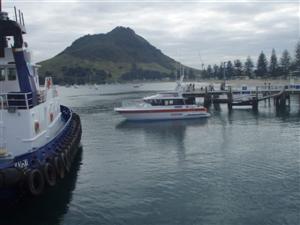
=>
[207,65,213,79]
[213,64,220,79]
[200,68,208,79]
[280,49,291,78]
[187,69,196,80]
[295,41,300,68]
[256,51,268,77]
[244,56,254,78]
[234,59,243,77]
[226,61,234,79]
[219,63,226,80]
[291,41,300,77]
[269,49,279,77]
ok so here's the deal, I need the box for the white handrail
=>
[0,96,6,152]
[0,96,3,121]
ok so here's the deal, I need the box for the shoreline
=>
[58,78,300,87]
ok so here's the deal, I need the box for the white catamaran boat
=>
[115,69,210,121]
[0,2,82,201]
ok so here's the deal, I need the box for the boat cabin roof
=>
[143,92,184,100]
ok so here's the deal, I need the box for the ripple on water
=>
[13,85,300,225]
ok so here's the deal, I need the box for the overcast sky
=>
[3,0,300,69]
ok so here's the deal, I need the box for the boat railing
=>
[0,96,6,156]
[0,92,33,110]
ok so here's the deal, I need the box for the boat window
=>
[148,99,163,106]
[185,98,196,105]
[148,99,187,106]
[0,68,5,81]
[172,99,184,105]
[147,99,185,106]
[8,68,16,81]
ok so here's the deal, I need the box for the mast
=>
[0,0,36,102]
[0,0,6,58]
[175,63,185,92]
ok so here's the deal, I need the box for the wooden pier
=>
[182,84,300,111]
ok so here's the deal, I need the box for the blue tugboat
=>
[0,1,82,200]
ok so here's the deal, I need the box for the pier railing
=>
[183,83,300,94]
[181,83,300,110]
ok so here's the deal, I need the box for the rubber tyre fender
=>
[61,151,70,173]
[54,156,65,179]
[27,169,45,196]
[43,162,56,187]
[64,150,71,173]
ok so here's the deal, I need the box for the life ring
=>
[54,156,65,179]
[43,162,56,187]
[27,169,45,196]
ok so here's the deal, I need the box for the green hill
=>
[39,26,198,84]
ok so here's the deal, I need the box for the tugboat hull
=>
[0,105,82,200]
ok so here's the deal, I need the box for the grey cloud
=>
[3,1,298,68]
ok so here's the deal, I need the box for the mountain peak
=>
[39,26,188,84]
[60,26,175,65]
[108,26,136,36]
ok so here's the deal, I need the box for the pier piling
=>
[204,87,211,108]
[182,84,300,112]
[227,87,233,110]
[252,97,258,111]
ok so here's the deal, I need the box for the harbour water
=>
[2,82,300,225]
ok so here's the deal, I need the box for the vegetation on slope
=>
[39,27,198,84]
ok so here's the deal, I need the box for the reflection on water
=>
[116,119,208,131]
[1,147,83,225]
[2,84,300,225]
[116,119,208,163]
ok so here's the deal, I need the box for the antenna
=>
[21,12,25,26]
[198,52,205,70]
[14,6,17,21]
[18,9,21,24]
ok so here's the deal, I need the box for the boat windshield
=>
[121,99,150,108]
